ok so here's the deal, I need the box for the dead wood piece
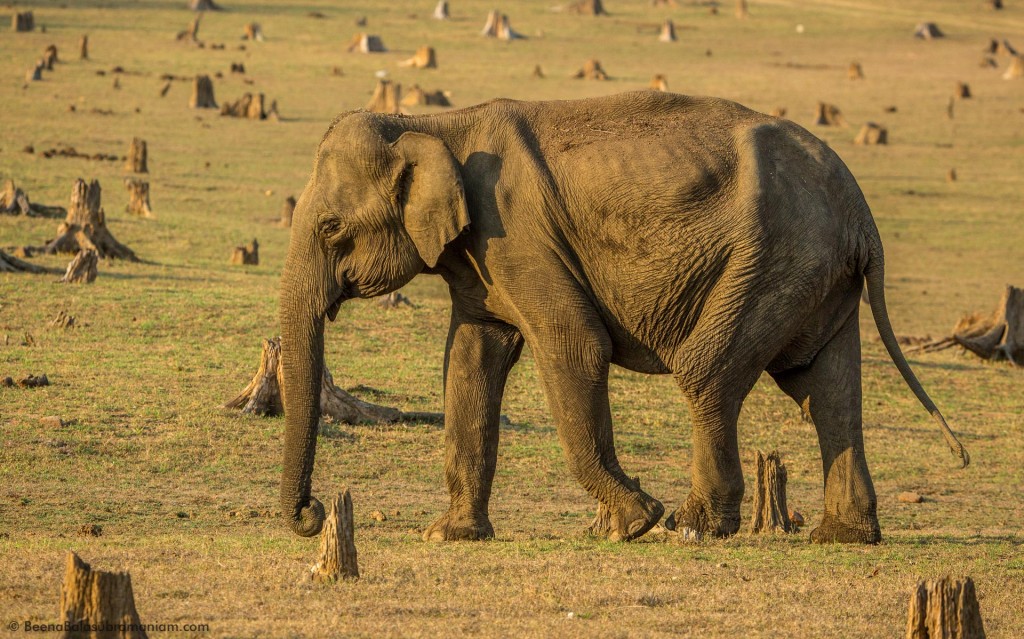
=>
[79,35,88,60]
[650,74,669,92]
[159,81,172,97]
[951,285,1024,365]
[230,239,259,265]
[659,19,677,43]
[347,33,386,53]
[60,249,99,284]
[19,373,49,387]
[378,291,414,308]
[1004,55,1024,79]
[13,11,34,32]
[433,0,450,20]
[365,79,401,114]
[814,101,845,126]
[43,44,58,70]
[481,11,523,40]
[947,168,957,182]
[400,85,451,107]
[280,195,296,227]
[848,61,864,79]
[1,179,31,215]
[27,61,44,82]
[190,0,223,10]
[735,0,749,19]
[125,137,148,173]
[750,450,793,533]
[567,0,608,15]
[61,552,148,639]
[44,180,138,261]
[51,311,76,329]
[854,122,888,145]
[224,336,404,423]
[311,490,359,582]
[220,92,268,119]
[124,178,153,217]
[230,62,245,74]
[914,22,944,39]
[573,58,608,80]
[770,106,787,117]
[190,75,217,108]
[244,22,263,41]
[906,576,985,639]
[399,46,437,69]
[532,64,544,78]
[0,249,48,274]
[954,82,972,99]
[176,15,202,42]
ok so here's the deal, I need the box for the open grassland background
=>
[2,0,1023,636]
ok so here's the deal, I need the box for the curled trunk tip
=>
[288,496,326,537]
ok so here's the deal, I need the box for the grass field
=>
[2,0,1024,636]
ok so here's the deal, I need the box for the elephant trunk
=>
[279,235,333,537]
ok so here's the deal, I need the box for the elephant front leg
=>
[423,313,523,542]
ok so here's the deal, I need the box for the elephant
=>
[279,90,968,545]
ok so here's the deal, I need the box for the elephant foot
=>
[665,493,740,539]
[810,514,881,545]
[587,490,664,542]
[422,510,494,542]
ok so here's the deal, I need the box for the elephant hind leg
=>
[770,312,881,544]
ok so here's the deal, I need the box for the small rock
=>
[77,523,102,537]
[898,491,924,504]
[40,416,64,428]
[370,510,387,522]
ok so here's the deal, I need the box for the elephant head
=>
[279,114,470,537]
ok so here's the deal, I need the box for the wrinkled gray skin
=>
[280,91,968,544]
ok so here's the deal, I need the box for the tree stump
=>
[650,74,669,91]
[532,64,545,78]
[190,75,217,108]
[13,11,34,32]
[27,61,44,82]
[954,82,972,99]
[481,11,522,40]
[1003,56,1024,80]
[573,59,608,80]
[949,285,1024,365]
[243,22,263,41]
[906,576,985,639]
[365,79,401,114]
[947,168,958,182]
[79,34,89,60]
[224,336,404,423]
[848,61,864,80]
[125,138,148,173]
[51,310,76,329]
[854,122,888,145]
[400,85,450,107]
[814,102,846,126]
[735,0,749,19]
[280,195,296,227]
[229,239,259,265]
[220,92,268,119]
[378,291,414,309]
[190,0,223,11]
[1,180,66,217]
[310,490,359,582]
[43,44,59,70]
[0,249,48,274]
[567,0,608,15]
[346,33,386,53]
[914,22,944,39]
[433,0,450,20]
[44,179,138,261]
[124,178,153,217]
[59,551,148,639]
[399,46,437,69]
[60,249,99,284]
[749,450,793,534]
[770,106,787,117]
[659,20,677,43]
[176,15,201,42]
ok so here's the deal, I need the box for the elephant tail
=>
[863,238,970,468]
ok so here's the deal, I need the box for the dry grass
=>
[2,0,1023,637]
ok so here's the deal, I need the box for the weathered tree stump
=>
[176,15,202,42]
[51,311,76,329]
[230,62,245,74]
[1003,56,1024,80]
[659,20,677,43]
[190,75,217,108]
[947,168,958,182]
[814,101,846,126]
[44,179,138,261]
[378,291,414,309]
[59,249,99,284]
[190,0,223,11]
[0,249,48,274]
[399,46,437,69]
[79,34,89,60]
[125,138,147,173]
[906,576,985,639]
[27,61,44,82]
[940,285,1024,365]
[12,11,34,32]
[914,22,944,40]
[770,106,787,117]
[43,44,59,70]
[243,22,263,41]
[400,85,450,107]
[573,59,608,80]
[124,178,153,217]
[750,450,793,534]
[954,82,972,99]
[310,490,359,582]
[735,0,749,19]
[532,64,545,78]
[854,122,888,145]
[224,336,404,423]
[229,239,259,265]
[280,195,296,227]
[650,74,669,92]
[346,33,386,53]
[567,0,608,15]
[365,79,401,114]
[481,11,523,40]
[848,61,864,80]
[60,551,148,639]
[220,92,271,119]
[433,0,450,20]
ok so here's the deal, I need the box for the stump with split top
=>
[60,551,148,639]
[750,450,793,534]
[60,249,99,283]
[310,489,359,582]
[125,138,148,173]
[124,178,153,217]
[906,576,985,639]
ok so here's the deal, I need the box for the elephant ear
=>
[393,132,470,268]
